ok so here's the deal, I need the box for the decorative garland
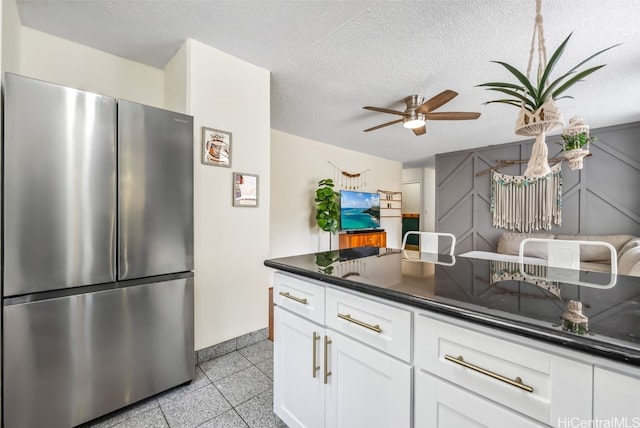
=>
[491,163,562,232]
[328,161,370,190]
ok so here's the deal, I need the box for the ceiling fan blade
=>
[363,118,403,132]
[424,112,481,120]
[412,125,427,136]
[416,90,458,114]
[363,106,406,116]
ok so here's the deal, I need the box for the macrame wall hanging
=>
[328,161,370,190]
[491,164,562,232]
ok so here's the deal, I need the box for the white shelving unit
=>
[378,190,402,218]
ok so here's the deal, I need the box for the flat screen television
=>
[340,190,381,231]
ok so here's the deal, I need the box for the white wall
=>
[270,130,402,257]
[187,39,271,350]
[422,168,436,232]
[164,43,189,114]
[401,167,436,232]
[19,27,164,107]
[1,0,20,74]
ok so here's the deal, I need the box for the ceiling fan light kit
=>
[402,113,425,129]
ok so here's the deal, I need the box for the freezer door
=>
[3,276,195,427]
[118,100,194,280]
[3,73,117,296]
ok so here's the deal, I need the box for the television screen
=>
[340,190,381,231]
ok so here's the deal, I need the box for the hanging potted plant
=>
[556,116,596,170]
[478,33,618,137]
[315,178,340,250]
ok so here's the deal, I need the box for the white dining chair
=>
[518,238,617,287]
[402,231,456,256]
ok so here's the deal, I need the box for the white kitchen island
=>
[265,247,640,428]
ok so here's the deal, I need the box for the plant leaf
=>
[538,33,573,92]
[483,87,535,109]
[566,43,621,75]
[483,99,528,109]
[476,82,526,91]
[551,65,607,99]
[491,61,538,98]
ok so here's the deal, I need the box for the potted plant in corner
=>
[557,116,597,170]
[315,178,340,250]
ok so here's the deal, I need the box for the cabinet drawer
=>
[326,288,411,361]
[415,370,545,428]
[274,272,325,325]
[414,314,591,425]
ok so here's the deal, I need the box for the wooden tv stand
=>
[338,230,387,249]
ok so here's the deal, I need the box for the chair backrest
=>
[519,238,618,274]
[401,232,456,256]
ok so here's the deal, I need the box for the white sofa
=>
[460,232,640,277]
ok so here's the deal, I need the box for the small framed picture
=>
[202,127,231,167]
[233,172,259,207]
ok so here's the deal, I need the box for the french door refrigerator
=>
[2,73,195,427]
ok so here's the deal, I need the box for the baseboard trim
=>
[195,327,269,365]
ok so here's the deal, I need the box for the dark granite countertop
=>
[264,247,640,367]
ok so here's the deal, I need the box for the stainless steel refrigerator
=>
[2,73,195,427]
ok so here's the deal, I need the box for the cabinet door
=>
[415,370,544,428]
[274,307,325,428]
[593,366,640,420]
[325,331,411,428]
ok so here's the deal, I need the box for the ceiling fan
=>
[363,90,481,136]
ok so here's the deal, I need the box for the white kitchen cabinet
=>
[274,273,412,428]
[325,330,412,428]
[274,307,325,428]
[415,370,544,428]
[593,366,640,421]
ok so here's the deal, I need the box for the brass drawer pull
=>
[337,313,382,333]
[444,354,534,393]
[279,291,307,305]
[324,335,332,385]
[312,332,320,378]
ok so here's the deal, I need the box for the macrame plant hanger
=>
[491,0,563,232]
[517,0,564,175]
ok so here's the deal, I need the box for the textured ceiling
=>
[16,0,640,167]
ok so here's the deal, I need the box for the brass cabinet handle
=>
[279,291,307,305]
[444,354,534,393]
[312,332,320,378]
[324,336,332,385]
[337,313,382,333]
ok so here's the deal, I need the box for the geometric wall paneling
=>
[436,121,640,251]
[439,194,473,245]
[437,155,474,216]
[588,143,640,216]
[585,190,640,235]
[559,190,581,234]
[455,233,474,255]
[437,151,473,188]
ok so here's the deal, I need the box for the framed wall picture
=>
[233,172,258,207]
[202,127,231,167]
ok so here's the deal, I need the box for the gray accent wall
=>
[436,121,640,254]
